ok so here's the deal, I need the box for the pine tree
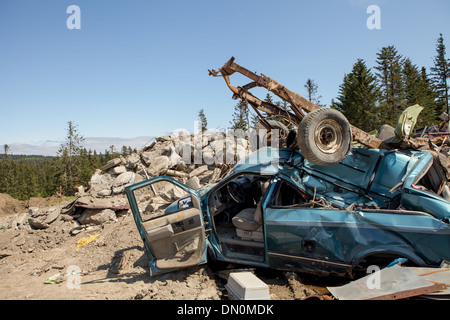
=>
[375,46,406,126]
[304,78,324,107]
[78,148,93,188]
[331,59,381,131]
[229,100,249,131]
[431,33,450,115]
[1,144,13,195]
[121,145,129,156]
[402,59,439,126]
[90,150,101,169]
[57,121,85,195]
[198,108,208,132]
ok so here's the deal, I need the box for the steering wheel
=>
[227,182,246,204]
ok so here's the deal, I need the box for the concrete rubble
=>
[1,130,249,232]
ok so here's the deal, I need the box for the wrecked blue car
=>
[125,147,450,277]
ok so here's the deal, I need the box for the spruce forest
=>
[0,121,138,201]
[2,35,449,201]
[331,38,449,132]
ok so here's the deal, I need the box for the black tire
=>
[297,108,352,166]
[286,130,299,149]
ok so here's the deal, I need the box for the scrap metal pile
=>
[209,57,450,182]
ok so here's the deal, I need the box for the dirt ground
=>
[0,195,338,300]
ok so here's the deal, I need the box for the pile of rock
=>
[1,130,252,234]
[65,130,249,226]
[90,130,248,193]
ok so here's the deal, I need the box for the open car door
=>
[125,176,207,276]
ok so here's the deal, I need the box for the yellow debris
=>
[76,234,100,249]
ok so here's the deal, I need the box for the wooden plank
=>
[364,282,447,300]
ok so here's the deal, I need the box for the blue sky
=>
[1,0,449,155]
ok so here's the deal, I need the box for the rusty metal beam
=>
[211,57,391,150]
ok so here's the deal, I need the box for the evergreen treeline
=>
[332,35,449,131]
[0,122,138,200]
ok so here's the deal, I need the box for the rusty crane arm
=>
[209,57,390,150]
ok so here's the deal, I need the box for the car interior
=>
[411,159,450,201]
[208,173,310,262]
[207,174,269,262]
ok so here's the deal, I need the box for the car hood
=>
[230,147,300,175]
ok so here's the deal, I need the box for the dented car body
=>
[125,147,450,277]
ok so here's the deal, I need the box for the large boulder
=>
[89,170,114,194]
[101,158,122,171]
[78,208,117,225]
[148,156,170,176]
[113,172,136,188]
[111,165,126,175]
[126,153,141,169]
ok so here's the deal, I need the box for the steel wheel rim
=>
[314,119,344,154]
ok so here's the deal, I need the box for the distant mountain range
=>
[4,136,154,157]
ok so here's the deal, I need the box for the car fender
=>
[351,245,427,268]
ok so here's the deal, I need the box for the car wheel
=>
[297,108,352,166]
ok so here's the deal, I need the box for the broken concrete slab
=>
[113,172,135,188]
[140,151,156,166]
[144,196,169,214]
[166,170,188,178]
[28,217,49,229]
[78,208,117,225]
[148,156,170,175]
[126,153,140,169]
[101,158,122,171]
[97,189,112,197]
[89,170,113,194]
[75,194,129,209]
[111,165,127,175]
[165,146,183,167]
[43,208,60,225]
[186,176,201,190]
[188,165,208,178]
[11,212,28,230]
[156,135,172,142]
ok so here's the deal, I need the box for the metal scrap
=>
[210,57,450,181]
[209,57,390,150]
[327,265,448,300]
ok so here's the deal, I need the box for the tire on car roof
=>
[297,108,352,166]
